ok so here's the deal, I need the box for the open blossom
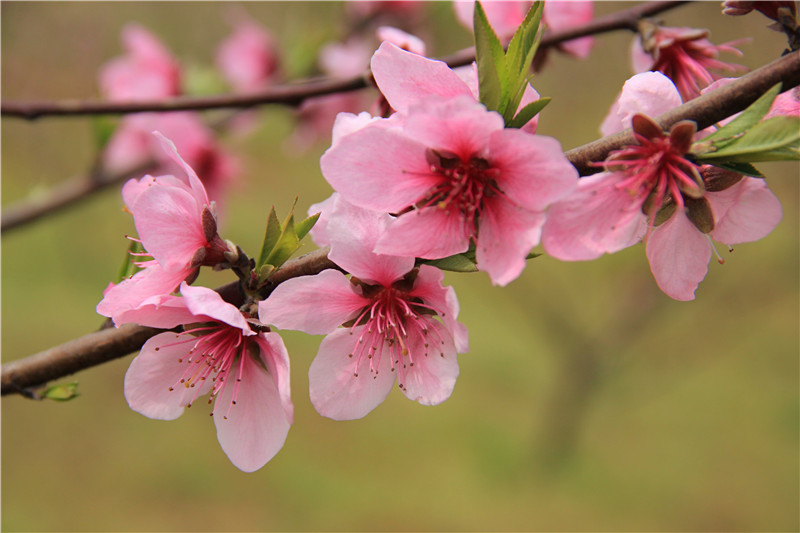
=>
[542,72,782,300]
[216,20,281,93]
[452,0,594,61]
[259,200,468,421]
[121,283,292,472]
[97,133,231,323]
[632,22,746,100]
[99,24,181,101]
[321,44,576,285]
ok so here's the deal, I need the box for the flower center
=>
[346,271,448,391]
[159,323,250,418]
[421,148,505,240]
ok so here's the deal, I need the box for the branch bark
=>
[0,1,688,119]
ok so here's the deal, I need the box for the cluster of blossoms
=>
[96,1,794,472]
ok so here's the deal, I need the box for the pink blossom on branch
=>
[121,283,293,472]
[631,23,747,100]
[259,200,468,421]
[97,133,231,324]
[216,20,281,94]
[321,87,576,285]
[99,24,182,102]
[542,72,782,300]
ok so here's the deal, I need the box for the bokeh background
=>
[2,2,797,531]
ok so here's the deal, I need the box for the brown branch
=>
[1,159,158,233]
[567,49,800,175]
[0,1,688,120]
[1,247,336,396]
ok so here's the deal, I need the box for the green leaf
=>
[257,207,283,269]
[508,96,551,129]
[698,83,782,148]
[526,251,542,260]
[42,382,79,402]
[264,211,301,269]
[295,213,320,241]
[502,2,544,121]
[696,116,800,162]
[704,161,765,178]
[474,1,505,112]
[422,254,479,273]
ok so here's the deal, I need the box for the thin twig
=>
[0,1,688,120]
[1,159,158,233]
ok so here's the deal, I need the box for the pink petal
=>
[375,26,426,56]
[124,332,214,420]
[256,333,294,424]
[258,270,368,334]
[308,327,396,420]
[646,210,711,301]
[370,42,472,113]
[400,320,460,406]
[488,128,578,211]
[403,95,504,159]
[601,72,683,136]
[326,198,416,285]
[131,183,208,272]
[708,177,782,245]
[541,172,648,261]
[97,262,194,326]
[213,343,291,472]
[320,124,436,213]
[153,131,209,209]
[475,197,547,286]
[410,265,469,353]
[179,283,253,333]
[374,206,471,259]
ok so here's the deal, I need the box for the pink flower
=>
[631,23,747,100]
[99,24,181,101]
[542,72,782,300]
[216,20,281,93]
[97,133,231,324]
[121,283,293,472]
[452,0,594,60]
[321,87,577,285]
[259,200,468,420]
[103,112,238,204]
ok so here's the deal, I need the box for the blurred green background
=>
[2,2,797,531]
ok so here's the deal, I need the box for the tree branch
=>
[1,159,158,233]
[0,1,688,120]
[567,49,800,175]
[1,247,336,396]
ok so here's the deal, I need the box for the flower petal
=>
[124,332,214,420]
[708,177,782,245]
[400,320,460,406]
[410,265,469,353]
[213,342,292,472]
[646,209,711,301]
[320,123,436,213]
[374,206,471,260]
[179,283,253,333]
[488,128,578,211]
[309,327,396,420]
[475,198,546,286]
[601,72,683,136]
[371,42,472,114]
[259,270,368,334]
[542,172,647,261]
